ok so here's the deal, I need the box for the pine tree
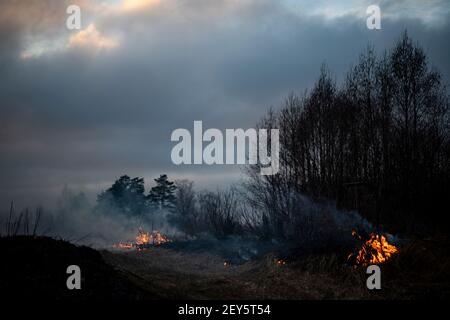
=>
[96,175,148,217]
[148,174,177,210]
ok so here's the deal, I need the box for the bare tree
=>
[245,32,450,236]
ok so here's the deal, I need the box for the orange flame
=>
[113,228,170,249]
[114,242,133,249]
[350,231,398,266]
[136,229,151,245]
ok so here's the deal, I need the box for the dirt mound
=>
[0,236,152,300]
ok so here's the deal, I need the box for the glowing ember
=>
[114,243,133,249]
[148,230,170,246]
[350,231,398,266]
[113,228,170,250]
[275,259,286,266]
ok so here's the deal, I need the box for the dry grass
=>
[2,235,448,300]
[102,237,450,300]
[102,247,376,299]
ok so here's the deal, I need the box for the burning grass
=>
[113,228,170,250]
[348,230,398,266]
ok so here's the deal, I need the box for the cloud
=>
[68,23,119,50]
[283,0,450,27]
[11,0,161,59]
[0,0,450,209]
[12,0,450,60]
[0,0,95,54]
[118,0,161,13]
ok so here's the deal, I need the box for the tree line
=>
[246,32,450,235]
[95,174,243,238]
[96,174,176,216]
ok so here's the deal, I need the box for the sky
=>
[1,0,450,209]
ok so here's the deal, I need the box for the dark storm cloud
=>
[1,0,450,209]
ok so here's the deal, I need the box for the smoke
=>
[0,183,379,256]
[293,194,374,238]
[0,185,176,248]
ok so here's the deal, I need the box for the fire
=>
[136,229,151,245]
[275,259,286,266]
[149,230,170,246]
[350,231,398,266]
[115,242,133,249]
[113,228,170,250]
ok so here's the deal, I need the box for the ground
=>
[1,236,449,300]
[102,247,371,299]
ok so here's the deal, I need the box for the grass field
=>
[1,236,449,300]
